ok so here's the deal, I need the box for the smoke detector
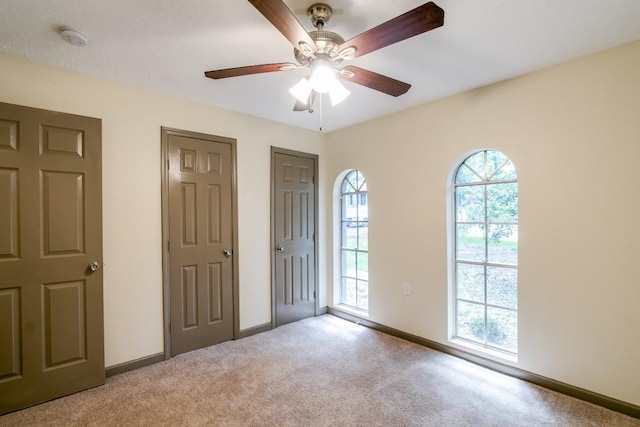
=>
[59,27,88,47]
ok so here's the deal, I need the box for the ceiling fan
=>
[204,0,444,112]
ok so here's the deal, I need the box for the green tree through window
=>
[340,170,368,312]
[453,150,518,354]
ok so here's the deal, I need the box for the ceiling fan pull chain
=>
[318,94,324,131]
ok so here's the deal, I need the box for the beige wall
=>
[326,40,640,406]
[0,52,327,368]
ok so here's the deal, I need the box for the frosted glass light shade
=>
[289,62,351,106]
[328,79,350,105]
[289,78,312,103]
[309,62,335,93]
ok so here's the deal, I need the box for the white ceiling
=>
[1,0,639,132]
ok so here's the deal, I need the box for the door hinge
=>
[314,291,316,299]
[167,159,170,170]
[168,241,171,252]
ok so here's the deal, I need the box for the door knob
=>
[223,249,232,258]
[276,246,284,253]
[89,261,100,272]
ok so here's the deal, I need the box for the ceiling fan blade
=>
[204,63,295,79]
[339,66,411,97]
[338,2,444,60]
[293,90,317,112]
[249,0,318,53]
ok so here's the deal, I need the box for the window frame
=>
[450,150,518,357]
[338,170,369,313]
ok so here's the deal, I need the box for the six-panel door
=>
[167,133,234,356]
[273,151,316,326]
[0,102,104,415]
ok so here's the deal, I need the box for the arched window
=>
[452,150,518,355]
[340,170,368,312]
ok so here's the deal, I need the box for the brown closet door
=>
[0,102,104,415]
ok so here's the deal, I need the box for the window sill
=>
[449,338,518,364]
[334,304,369,319]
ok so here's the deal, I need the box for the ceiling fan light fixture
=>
[328,79,350,105]
[289,77,313,103]
[309,61,336,93]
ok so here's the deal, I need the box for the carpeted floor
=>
[1,315,638,426]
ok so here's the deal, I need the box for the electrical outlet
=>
[403,282,412,295]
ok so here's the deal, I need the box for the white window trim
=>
[447,149,519,362]
[332,169,369,315]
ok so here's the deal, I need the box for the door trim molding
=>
[160,127,240,359]
[270,147,320,329]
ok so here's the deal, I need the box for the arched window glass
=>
[453,150,518,354]
[340,170,368,312]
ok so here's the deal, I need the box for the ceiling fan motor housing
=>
[293,3,345,66]
[294,30,345,66]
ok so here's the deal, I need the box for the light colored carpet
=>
[1,315,638,426]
